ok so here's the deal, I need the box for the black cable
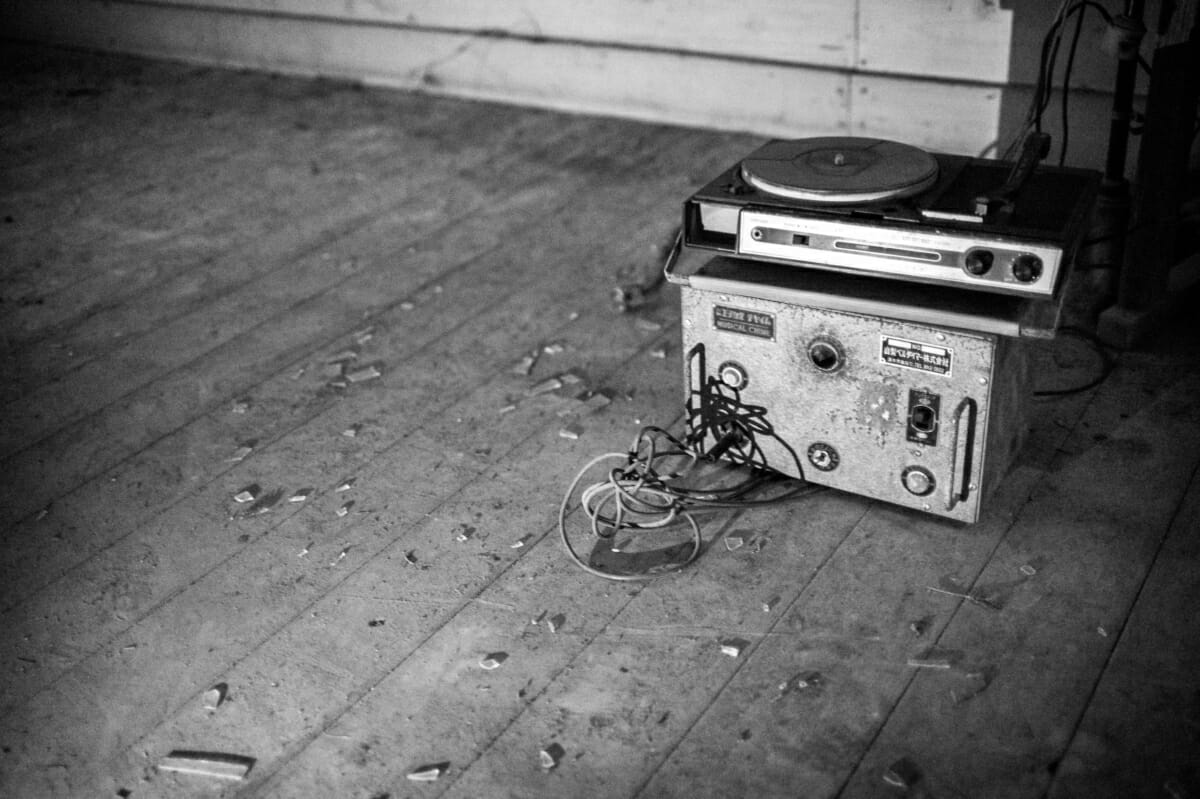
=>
[1033,326,1117,397]
[1059,6,1089,164]
[559,377,823,581]
[1008,1,1116,162]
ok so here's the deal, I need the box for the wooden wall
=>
[2,0,1160,170]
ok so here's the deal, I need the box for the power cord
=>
[559,424,821,582]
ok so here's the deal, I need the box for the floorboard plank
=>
[1046,467,1200,799]
[836,372,1200,798]
[0,117,742,795]
[0,103,586,459]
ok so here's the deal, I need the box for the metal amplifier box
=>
[676,256,1035,523]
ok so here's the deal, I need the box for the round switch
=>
[717,361,749,390]
[807,337,844,373]
[901,466,936,497]
[964,249,994,276]
[1012,254,1043,283]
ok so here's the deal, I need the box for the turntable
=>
[684,136,1099,297]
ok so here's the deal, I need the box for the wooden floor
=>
[2,44,1199,799]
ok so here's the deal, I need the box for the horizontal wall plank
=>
[144,0,860,70]
[3,0,1009,155]
[851,75,1002,156]
[859,0,1012,83]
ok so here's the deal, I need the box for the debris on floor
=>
[634,317,663,332]
[719,638,749,658]
[227,443,254,463]
[335,478,356,492]
[237,487,284,517]
[761,595,780,613]
[774,670,823,701]
[406,762,450,782]
[455,524,476,542]
[582,391,612,413]
[612,282,649,312]
[156,750,255,781]
[367,618,385,627]
[325,348,358,364]
[547,613,566,633]
[331,546,350,565]
[352,325,376,345]
[909,616,933,636]
[510,534,531,549]
[202,683,228,710]
[925,577,1001,611]
[511,348,540,376]
[335,501,354,517]
[724,536,744,552]
[345,363,382,383]
[233,484,260,503]
[289,488,312,503]
[341,423,362,437]
[558,423,584,440]
[542,340,566,355]
[528,376,563,396]
[950,665,996,704]
[882,756,922,789]
[907,647,963,669]
[479,652,508,670]
[231,397,251,414]
[1019,563,1038,576]
[649,343,668,359]
[539,743,565,770]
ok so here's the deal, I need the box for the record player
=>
[667,136,1100,522]
[683,136,1099,297]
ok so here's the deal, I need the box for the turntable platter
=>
[740,137,939,204]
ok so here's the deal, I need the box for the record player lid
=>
[740,137,939,204]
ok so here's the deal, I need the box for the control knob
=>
[1011,254,1043,283]
[964,249,994,276]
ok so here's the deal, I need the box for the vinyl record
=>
[740,137,939,204]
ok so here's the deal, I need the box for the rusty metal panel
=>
[681,282,1028,523]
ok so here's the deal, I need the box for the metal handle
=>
[661,229,688,286]
[946,397,978,511]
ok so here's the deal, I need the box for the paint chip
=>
[528,377,563,396]
[345,364,382,383]
[157,751,254,781]
[202,683,228,710]
[539,743,564,770]
[907,647,962,669]
[233,484,260,503]
[406,762,449,782]
[719,638,749,657]
[227,445,253,463]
